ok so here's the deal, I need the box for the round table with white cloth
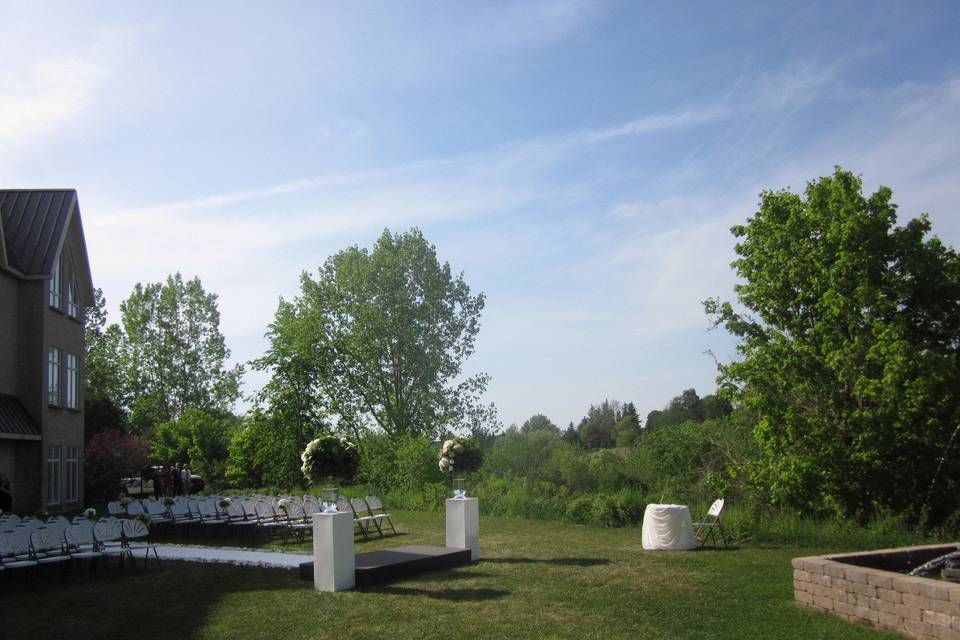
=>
[641,503,698,550]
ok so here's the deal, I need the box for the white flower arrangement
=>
[300,435,359,485]
[218,497,232,510]
[277,498,290,513]
[119,496,132,507]
[84,507,96,520]
[438,438,459,473]
[438,437,482,475]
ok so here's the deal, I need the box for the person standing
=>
[182,463,192,496]
[159,465,172,498]
[172,463,183,496]
[0,472,12,513]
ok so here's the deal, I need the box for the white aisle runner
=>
[154,544,310,569]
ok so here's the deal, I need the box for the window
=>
[65,446,79,503]
[49,253,61,308]
[67,265,79,319]
[66,353,79,409]
[48,348,61,405]
[47,445,62,505]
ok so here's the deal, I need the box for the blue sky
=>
[4,1,960,429]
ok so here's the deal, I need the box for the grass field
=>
[4,510,908,640]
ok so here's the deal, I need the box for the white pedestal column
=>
[312,511,355,592]
[445,497,480,561]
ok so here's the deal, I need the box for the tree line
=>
[83,168,960,529]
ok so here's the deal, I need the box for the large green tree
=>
[254,228,495,439]
[84,288,130,438]
[120,273,243,431]
[705,168,960,522]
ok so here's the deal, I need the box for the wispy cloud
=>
[0,60,108,146]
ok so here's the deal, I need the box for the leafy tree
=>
[120,273,243,431]
[482,429,565,482]
[561,421,580,446]
[705,168,960,522]
[253,228,494,439]
[577,400,618,449]
[645,389,729,429]
[521,413,559,434]
[84,430,149,499]
[614,402,642,447]
[83,288,129,438]
[152,408,238,485]
[225,408,332,489]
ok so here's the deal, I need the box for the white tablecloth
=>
[641,503,697,550]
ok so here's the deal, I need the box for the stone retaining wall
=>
[793,544,960,639]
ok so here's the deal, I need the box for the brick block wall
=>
[793,545,960,640]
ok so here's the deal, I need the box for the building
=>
[0,190,94,514]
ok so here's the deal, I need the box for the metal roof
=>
[0,189,77,276]
[0,394,41,440]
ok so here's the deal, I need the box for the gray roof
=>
[0,189,77,276]
[0,394,41,440]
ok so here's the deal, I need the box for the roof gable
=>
[0,189,77,277]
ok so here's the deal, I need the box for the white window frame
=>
[65,446,79,503]
[67,264,80,319]
[49,253,61,308]
[65,352,79,409]
[47,445,62,505]
[48,347,61,405]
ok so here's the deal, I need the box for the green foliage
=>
[116,274,243,432]
[645,388,731,429]
[577,400,619,449]
[543,442,594,493]
[706,168,960,523]
[253,228,495,439]
[226,409,323,488]
[482,429,565,481]
[356,433,446,495]
[613,409,641,447]
[520,413,559,434]
[151,408,238,485]
[84,288,130,437]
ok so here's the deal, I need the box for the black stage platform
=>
[299,545,473,586]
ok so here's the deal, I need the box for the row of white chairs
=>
[105,493,396,542]
[0,515,160,579]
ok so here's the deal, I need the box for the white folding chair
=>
[693,498,728,547]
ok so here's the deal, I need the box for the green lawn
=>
[8,511,904,640]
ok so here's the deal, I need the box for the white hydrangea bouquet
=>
[438,437,483,498]
[438,439,464,473]
[301,435,359,485]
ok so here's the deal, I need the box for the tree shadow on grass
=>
[13,560,307,640]
[694,545,742,552]
[368,585,511,602]
[483,556,610,567]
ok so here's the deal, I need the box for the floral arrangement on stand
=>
[218,497,232,512]
[163,496,175,508]
[119,495,132,508]
[301,435,360,486]
[84,508,97,520]
[277,498,290,516]
[136,512,151,527]
[438,437,483,497]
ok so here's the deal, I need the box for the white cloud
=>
[0,61,108,146]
